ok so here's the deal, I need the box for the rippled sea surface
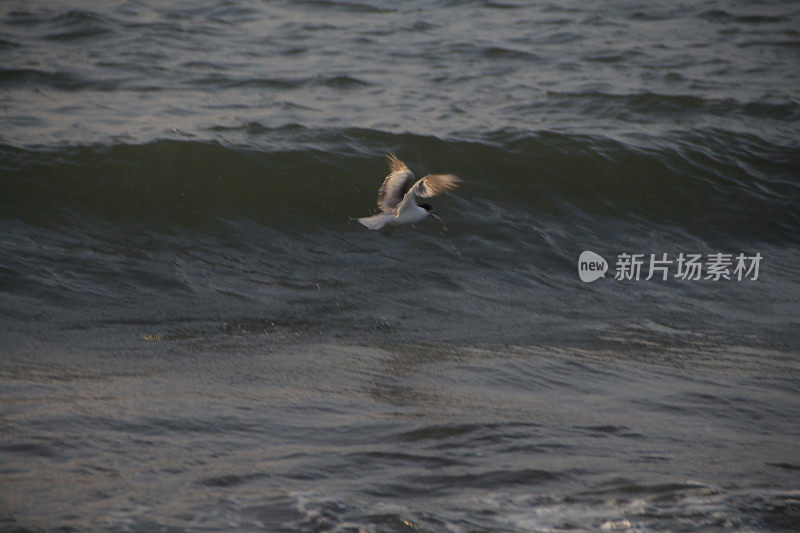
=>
[2,1,799,531]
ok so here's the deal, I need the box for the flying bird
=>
[356,153,460,231]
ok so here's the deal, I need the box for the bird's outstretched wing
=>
[377,153,415,212]
[411,173,461,198]
[395,173,461,217]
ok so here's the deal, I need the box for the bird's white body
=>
[358,202,429,230]
[356,153,460,231]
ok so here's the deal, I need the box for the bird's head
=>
[420,203,447,230]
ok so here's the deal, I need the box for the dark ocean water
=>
[1,1,799,531]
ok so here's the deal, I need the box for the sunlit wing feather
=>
[412,173,461,198]
[376,153,415,212]
[395,173,461,217]
[385,152,408,175]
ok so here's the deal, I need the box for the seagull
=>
[356,153,460,231]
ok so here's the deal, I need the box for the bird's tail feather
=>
[357,214,389,230]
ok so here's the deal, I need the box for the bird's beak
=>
[430,212,447,231]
